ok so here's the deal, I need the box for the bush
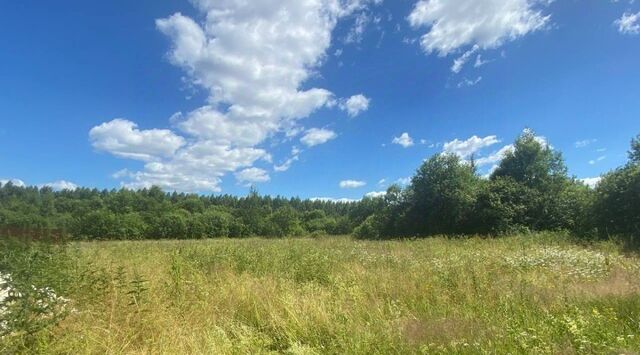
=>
[75,209,120,239]
[153,212,189,239]
[269,206,305,237]
[473,177,537,234]
[353,215,383,239]
[200,208,235,238]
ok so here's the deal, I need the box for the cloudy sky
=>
[1,0,639,199]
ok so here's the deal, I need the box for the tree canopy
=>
[1,130,638,243]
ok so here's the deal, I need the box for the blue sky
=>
[1,0,639,200]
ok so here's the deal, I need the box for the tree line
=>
[1,130,638,241]
[355,130,639,241]
[0,184,379,240]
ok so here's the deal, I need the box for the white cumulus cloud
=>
[392,132,415,148]
[339,94,371,117]
[235,167,270,186]
[41,180,78,191]
[365,190,387,198]
[0,179,26,187]
[615,12,640,35]
[90,0,375,192]
[580,177,602,188]
[89,119,185,161]
[339,179,366,188]
[445,130,549,172]
[474,144,514,167]
[301,128,337,147]
[408,0,551,56]
[443,135,501,159]
[114,142,269,192]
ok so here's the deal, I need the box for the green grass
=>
[1,233,640,354]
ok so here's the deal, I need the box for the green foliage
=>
[492,128,567,189]
[353,185,406,239]
[484,130,596,234]
[473,177,537,234]
[197,207,234,238]
[547,180,595,234]
[267,206,305,237]
[126,272,148,309]
[629,134,640,164]
[593,162,640,238]
[3,235,640,353]
[0,238,171,352]
[352,129,621,239]
[302,210,339,234]
[1,129,638,242]
[0,239,73,343]
[76,209,120,239]
[590,135,640,241]
[154,211,189,239]
[0,185,361,239]
[404,153,480,235]
[353,214,383,239]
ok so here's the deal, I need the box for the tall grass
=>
[1,233,639,354]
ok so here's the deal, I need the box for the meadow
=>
[1,233,640,354]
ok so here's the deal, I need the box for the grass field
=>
[1,233,640,354]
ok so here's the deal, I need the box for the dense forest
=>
[1,130,638,241]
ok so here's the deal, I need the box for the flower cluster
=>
[0,272,70,336]
[0,272,12,332]
[503,246,618,280]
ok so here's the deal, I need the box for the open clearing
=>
[1,234,640,354]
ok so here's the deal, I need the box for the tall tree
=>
[405,153,480,235]
[492,128,567,189]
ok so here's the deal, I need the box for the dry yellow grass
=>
[2,233,640,354]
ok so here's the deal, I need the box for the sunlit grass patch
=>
[1,234,639,353]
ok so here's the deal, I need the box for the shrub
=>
[353,215,383,239]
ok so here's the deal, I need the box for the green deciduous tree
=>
[404,153,480,235]
[486,129,584,233]
[593,137,640,239]
[492,129,567,189]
